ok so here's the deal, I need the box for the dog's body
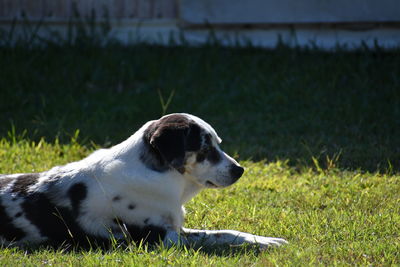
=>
[0,113,287,249]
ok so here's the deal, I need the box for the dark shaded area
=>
[124,224,167,245]
[0,44,399,172]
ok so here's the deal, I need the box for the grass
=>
[0,140,399,265]
[0,38,400,265]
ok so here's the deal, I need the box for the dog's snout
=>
[230,165,244,180]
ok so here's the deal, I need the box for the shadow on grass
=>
[3,241,274,259]
[0,44,399,172]
[194,243,279,257]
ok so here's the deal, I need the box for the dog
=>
[0,113,287,249]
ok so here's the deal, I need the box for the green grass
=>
[0,139,399,265]
[0,41,400,265]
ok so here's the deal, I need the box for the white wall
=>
[180,0,400,24]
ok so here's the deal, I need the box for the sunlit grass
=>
[1,139,398,265]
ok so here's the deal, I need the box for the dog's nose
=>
[230,165,244,180]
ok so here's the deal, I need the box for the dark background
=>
[1,44,399,172]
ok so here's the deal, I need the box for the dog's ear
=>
[149,124,188,173]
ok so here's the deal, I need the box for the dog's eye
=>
[196,147,221,164]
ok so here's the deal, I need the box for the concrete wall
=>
[0,0,399,49]
[0,0,177,20]
[180,0,400,24]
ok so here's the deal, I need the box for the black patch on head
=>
[0,176,14,189]
[0,197,26,241]
[140,141,170,173]
[15,212,22,218]
[141,114,204,173]
[185,124,202,151]
[112,196,121,202]
[68,183,87,216]
[128,204,135,210]
[147,116,189,171]
[11,173,40,195]
[140,120,172,173]
[204,134,212,146]
[206,147,221,164]
[21,192,109,249]
[197,146,222,164]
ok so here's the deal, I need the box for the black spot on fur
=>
[207,147,221,164]
[68,183,87,216]
[11,173,40,195]
[143,218,149,224]
[125,223,166,245]
[0,176,14,189]
[128,204,135,210]
[21,192,109,248]
[0,197,26,241]
[112,196,121,202]
[15,212,22,218]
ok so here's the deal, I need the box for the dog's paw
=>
[247,235,288,248]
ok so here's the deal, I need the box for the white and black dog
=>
[0,113,287,249]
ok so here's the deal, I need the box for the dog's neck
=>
[180,177,202,204]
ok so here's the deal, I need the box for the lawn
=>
[0,39,399,265]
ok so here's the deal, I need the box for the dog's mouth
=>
[205,180,220,188]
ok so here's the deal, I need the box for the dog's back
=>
[0,170,111,248]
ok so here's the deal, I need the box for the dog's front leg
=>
[163,228,287,249]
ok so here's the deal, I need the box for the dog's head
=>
[143,113,244,188]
